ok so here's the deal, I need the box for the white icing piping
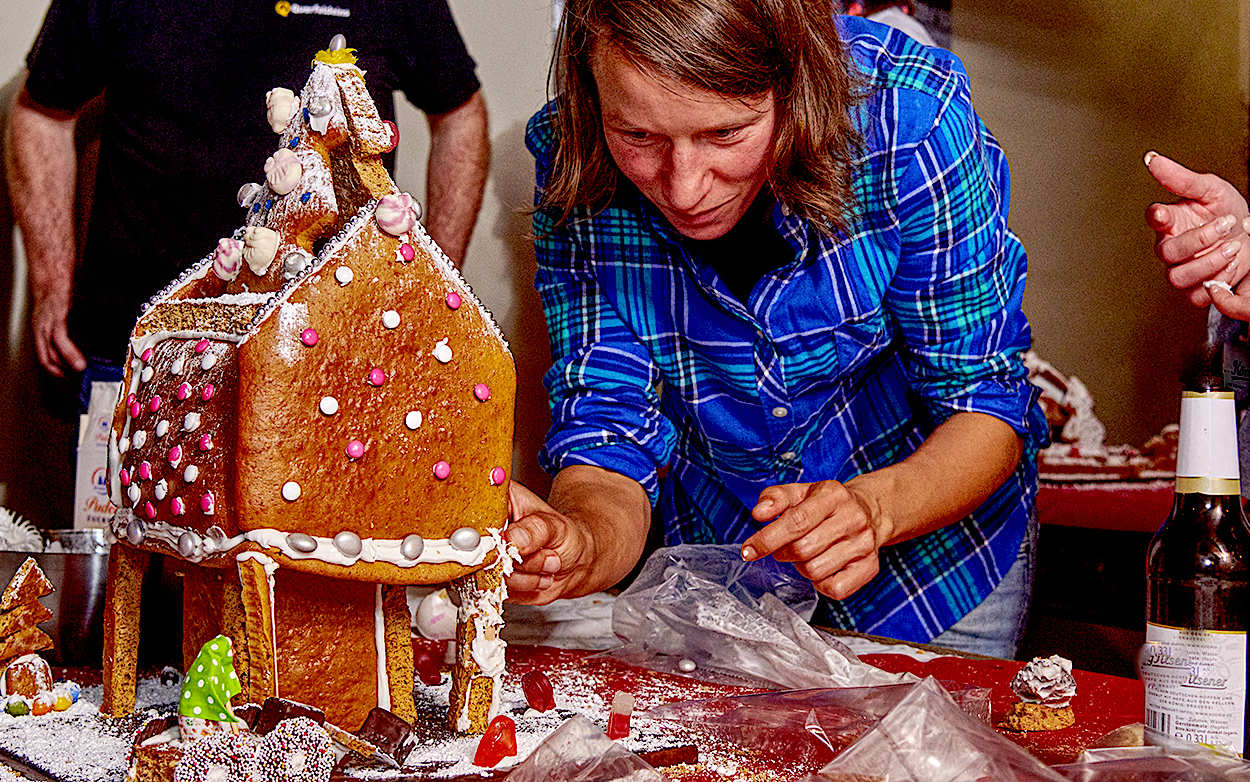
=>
[236,551,280,696]
[454,537,518,732]
[374,584,391,711]
[108,513,505,570]
[129,329,244,362]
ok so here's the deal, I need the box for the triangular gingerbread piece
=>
[0,624,53,661]
[0,601,53,639]
[0,558,53,611]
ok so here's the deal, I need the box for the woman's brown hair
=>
[542,0,863,235]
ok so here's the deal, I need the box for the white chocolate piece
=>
[265,87,298,133]
[212,237,244,282]
[242,226,280,276]
[264,148,302,196]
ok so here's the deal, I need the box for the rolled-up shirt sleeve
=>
[887,63,1048,453]
[528,111,677,504]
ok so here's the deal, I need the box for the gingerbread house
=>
[102,45,516,733]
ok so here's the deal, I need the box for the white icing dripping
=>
[374,584,391,711]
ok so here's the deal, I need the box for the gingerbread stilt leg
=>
[381,584,417,723]
[447,555,508,733]
[102,543,150,717]
[236,553,279,702]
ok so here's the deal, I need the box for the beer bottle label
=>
[1143,622,1247,755]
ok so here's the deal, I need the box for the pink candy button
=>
[194,339,209,354]
[202,384,216,401]
[168,446,182,466]
[137,461,152,481]
[474,383,491,402]
[200,492,214,514]
[129,402,141,419]
[119,469,131,487]
[149,395,162,413]
[300,328,319,347]
[399,243,415,262]
[142,502,156,519]
[141,348,153,363]
[346,439,365,459]
[127,393,137,407]
[199,434,213,451]
[170,497,185,516]
[176,383,191,401]
[446,292,462,310]
[433,460,451,480]
[368,368,386,387]
[490,467,507,486]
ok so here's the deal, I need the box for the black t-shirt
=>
[24,0,480,360]
[690,193,796,304]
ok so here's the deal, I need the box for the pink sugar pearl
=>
[199,434,213,451]
[176,383,191,400]
[202,384,216,401]
[490,467,507,486]
[136,461,152,481]
[399,243,415,262]
[473,383,491,402]
[128,402,141,419]
[168,446,182,465]
[149,395,162,413]
[170,497,185,516]
[141,348,153,363]
[300,328,319,347]
[119,469,131,487]
[346,439,365,459]
[200,492,214,513]
[433,460,451,480]
[445,292,461,310]
[142,502,156,519]
[194,339,209,354]
[368,368,386,387]
[127,393,137,407]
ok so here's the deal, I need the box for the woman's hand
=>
[739,480,891,601]
[503,482,594,604]
[1145,151,1250,311]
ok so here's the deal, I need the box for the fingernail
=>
[538,575,554,589]
[1143,150,1157,167]
[1242,217,1250,235]
[508,528,529,548]
[1223,240,1242,259]
[1218,215,1237,234]
[757,499,774,513]
[741,545,756,562]
[542,554,560,573]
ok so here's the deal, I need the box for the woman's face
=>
[591,43,776,240]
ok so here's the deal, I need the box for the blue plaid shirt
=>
[527,16,1048,643]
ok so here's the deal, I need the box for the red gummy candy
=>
[521,670,555,712]
[413,642,445,686]
[606,691,635,740]
[473,714,517,767]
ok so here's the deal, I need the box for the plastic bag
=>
[811,677,1065,781]
[504,715,663,782]
[611,544,911,690]
[1052,744,1250,781]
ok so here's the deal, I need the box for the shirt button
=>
[771,406,789,418]
[779,451,798,461]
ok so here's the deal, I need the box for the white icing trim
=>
[453,536,518,732]
[108,514,506,570]
[129,330,244,361]
[374,584,391,711]
[236,551,280,696]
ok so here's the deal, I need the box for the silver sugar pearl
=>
[329,34,347,51]
[287,532,318,553]
[237,182,264,207]
[449,527,481,552]
[333,531,362,558]
[400,534,425,560]
[125,519,146,545]
[282,250,309,279]
[307,95,332,118]
[178,532,200,558]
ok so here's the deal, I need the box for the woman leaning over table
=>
[502,0,1048,659]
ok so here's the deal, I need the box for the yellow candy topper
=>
[314,48,358,66]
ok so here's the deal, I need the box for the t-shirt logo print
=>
[274,2,352,18]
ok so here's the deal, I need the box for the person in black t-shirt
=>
[7,0,489,397]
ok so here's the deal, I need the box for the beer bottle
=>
[1144,342,1250,757]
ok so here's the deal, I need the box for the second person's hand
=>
[503,482,595,605]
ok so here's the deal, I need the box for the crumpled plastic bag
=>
[505,715,663,782]
[1052,744,1250,780]
[611,544,911,689]
[808,677,1065,781]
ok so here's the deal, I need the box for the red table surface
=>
[861,652,1145,766]
[1036,479,1174,534]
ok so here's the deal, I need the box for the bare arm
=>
[742,411,1023,600]
[423,90,488,267]
[504,465,651,604]
[6,83,86,376]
